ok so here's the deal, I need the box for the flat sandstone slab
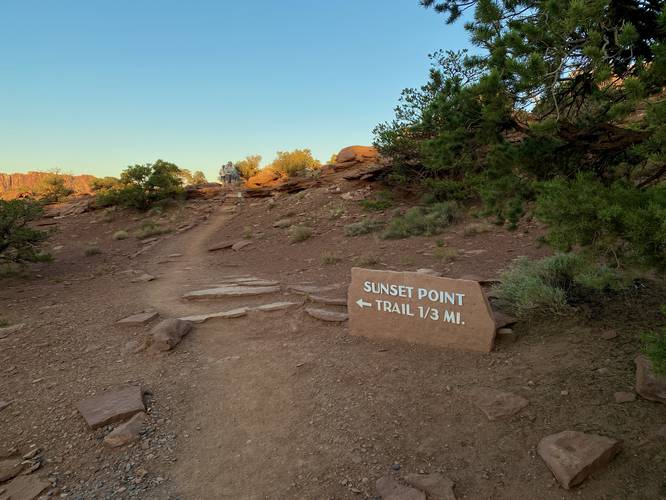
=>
[348,267,496,352]
[117,311,158,325]
[77,385,145,429]
[537,430,621,489]
[179,308,249,323]
[183,285,280,300]
[468,387,529,420]
[0,474,51,500]
[305,307,349,322]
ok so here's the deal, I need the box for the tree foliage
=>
[269,149,321,176]
[375,0,666,267]
[0,199,50,264]
[35,171,74,203]
[96,159,185,210]
[235,155,262,180]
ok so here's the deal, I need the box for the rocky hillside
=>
[0,171,96,199]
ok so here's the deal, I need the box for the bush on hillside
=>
[359,191,393,212]
[494,254,629,318]
[91,176,121,192]
[0,199,50,264]
[270,149,320,177]
[35,171,74,203]
[344,219,384,236]
[96,160,185,210]
[381,202,460,239]
[235,155,262,180]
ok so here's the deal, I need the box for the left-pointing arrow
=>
[356,298,371,309]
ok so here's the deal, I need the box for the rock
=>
[305,308,349,322]
[416,268,442,277]
[287,284,343,295]
[309,295,348,306]
[601,330,618,340]
[208,241,234,252]
[0,401,11,412]
[336,145,379,164]
[183,285,280,300]
[149,319,193,352]
[232,240,252,251]
[0,323,24,339]
[538,430,621,489]
[130,273,155,283]
[104,412,147,448]
[273,219,291,228]
[614,391,636,403]
[254,302,301,312]
[375,475,425,500]
[468,387,529,420]
[656,425,666,439]
[179,308,249,324]
[0,474,51,500]
[122,340,146,355]
[211,279,280,287]
[492,311,517,329]
[77,385,145,429]
[403,473,456,500]
[635,355,666,404]
[0,456,24,482]
[117,311,158,326]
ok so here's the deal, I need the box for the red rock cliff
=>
[0,172,96,199]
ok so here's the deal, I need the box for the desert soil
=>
[1,181,665,499]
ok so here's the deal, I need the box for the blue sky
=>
[1,1,470,180]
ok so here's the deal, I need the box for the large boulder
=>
[635,355,666,404]
[537,430,621,489]
[336,145,380,164]
[149,318,193,352]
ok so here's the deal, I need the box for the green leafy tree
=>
[234,155,262,180]
[35,170,74,203]
[269,149,321,176]
[374,0,666,267]
[97,159,185,210]
[191,170,207,184]
[0,199,50,264]
[91,176,120,191]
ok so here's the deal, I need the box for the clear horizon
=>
[1,1,471,181]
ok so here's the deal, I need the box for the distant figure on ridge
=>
[219,161,234,185]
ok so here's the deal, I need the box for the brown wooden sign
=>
[347,268,496,352]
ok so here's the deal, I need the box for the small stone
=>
[148,319,193,352]
[254,302,301,312]
[104,412,147,448]
[391,463,401,471]
[614,391,636,403]
[468,387,529,420]
[375,475,425,500]
[305,307,348,322]
[492,311,517,329]
[597,367,610,375]
[272,219,291,228]
[117,311,158,326]
[207,241,234,252]
[560,390,569,396]
[77,385,145,429]
[656,425,666,438]
[601,330,618,340]
[130,273,155,283]
[0,401,11,412]
[403,473,456,500]
[232,240,252,251]
[537,430,621,489]
[635,355,666,404]
[416,268,442,277]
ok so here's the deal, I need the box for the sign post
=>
[347,267,496,352]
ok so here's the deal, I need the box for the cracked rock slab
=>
[104,412,147,448]
[183,285,280,300]
[468,387,529,420]
[375,475,425,500]
[179,308,249,323]
[635,355,666,404]
[305,307,348,322]
[309,295,348,306]
[403,473,456,500]
[254,301,301,312]
[117,311,158,325]
[77,385,145,429]
[537,430,621,489]
[0,474,51,500]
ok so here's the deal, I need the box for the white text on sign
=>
[362,281,466,306]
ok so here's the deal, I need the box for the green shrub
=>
[0,199,50,264]
[289,225,312,243]
[494,253,629,318]
[91,176,121,192]
[321,252,342,265]
[269,149,321,177]
[35,171,74,203]
[642,306,666,375]
[344,219,384,236]
[0,319,9,327]
[464,222,493,236]
[134,221,169,239]
[354,254,380,267]
[381,202,460,239]
[358,191,393,212]
[434,246,459,262]
[235,155,262,180]
[112,230,129,240]
[85,247,101,256]
[242,226,253,239]
[537,174,666,268]
[96,160,185,210]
